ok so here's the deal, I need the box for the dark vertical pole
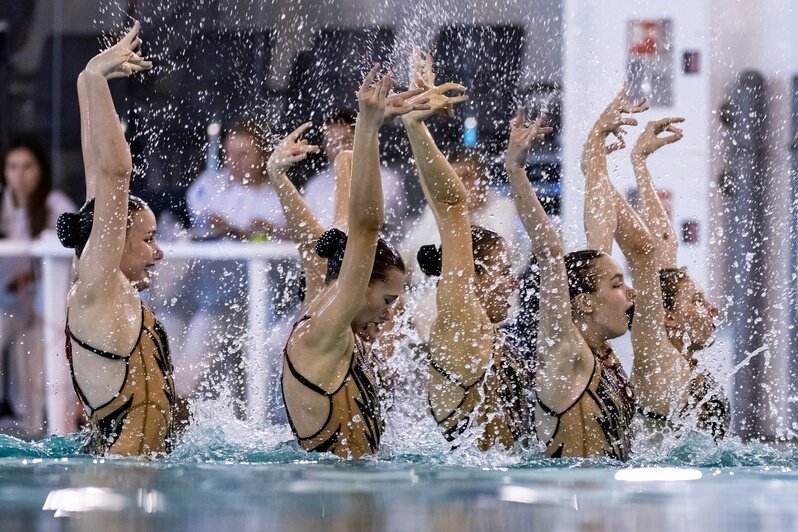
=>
[787,75,798,435]
[722,71,769,439]
[0,21,9,148]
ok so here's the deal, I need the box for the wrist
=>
[81,67,106,80]
[355,114,382,134]
[401,115,424,128]
[506,163,526,178]
[630,151,648,165]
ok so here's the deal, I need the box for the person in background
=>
[302,109,407,240]
[0,136,75,438]
[183,118,296,417]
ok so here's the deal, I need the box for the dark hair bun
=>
[417,244,442,277]
[316,228,348,259]
[56,212,81,249]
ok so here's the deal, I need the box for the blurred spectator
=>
[302,109,407,240]
[0,137,75,438]
[184,118,298,416]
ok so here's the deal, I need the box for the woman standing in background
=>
[0,137,75,438]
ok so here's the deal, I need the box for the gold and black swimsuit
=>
[641,369,730,441]
[431,329,533,450]
[536,346,635,461]
[65,303,176,456]
[282,316,383,458]
[687,371,730,440]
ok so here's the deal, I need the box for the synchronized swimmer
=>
[56,23,727,460]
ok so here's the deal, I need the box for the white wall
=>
[562,0,713,372]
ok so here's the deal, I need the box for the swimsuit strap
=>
[430,358,484,391]
[283,315,354,398]
[65,303,144,361]
[536,354,598,418]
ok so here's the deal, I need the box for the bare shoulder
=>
[67,273,142,357]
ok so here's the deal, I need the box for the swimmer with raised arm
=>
[58,23,176,456]
[280,65,426,458]
[403,51,532,450]
[506,108,637,460]
[632,118,728,438]
[582,89,697,436]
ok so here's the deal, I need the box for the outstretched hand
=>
[267,122,320,177]
[632,117,685,159]
[403,49,468,122]
[593,86,649,154]
[86,21,152,79]
[357,64,431,127]
[506,108,553,169]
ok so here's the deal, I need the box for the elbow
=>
[96,152,133,181]
[533,237,564,261]
[437,190,467,208]
[630,228,657,257]
[349,207,383,233]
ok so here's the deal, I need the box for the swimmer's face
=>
[224,132,264,183]
[474,241,518,324]
[120,207,163,291]
[353,267,406,343]
[665,276,718,350]
[574,255,636,340]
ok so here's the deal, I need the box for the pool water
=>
[2,427,798,532]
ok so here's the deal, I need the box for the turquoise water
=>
[2,428,798,531]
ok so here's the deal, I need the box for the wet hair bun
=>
[56,212,81,249]
[417,244,443,277]
[316,228,348,259]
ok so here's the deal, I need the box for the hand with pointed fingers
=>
[384,87,430,120]
[632,117,685,159]
[357,63,396,130]
[267,122,320,178]
[506,108,554,170]
[403,49,468,122]
[593,86,649,154]
[409,47,436,91]
[86,21,152,79]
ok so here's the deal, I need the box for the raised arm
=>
[505,109,593,412]
[611,184,690,417]
[266,122,326,298]
[581,87,648,254]
[583,92,690,418]
[402,52,500,383]
[631,117,684,269]
[76,22,152,298]
[301,66,425,352]
[332,150,353,231]
[77,74,98,202]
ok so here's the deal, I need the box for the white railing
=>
[0,237,298,434]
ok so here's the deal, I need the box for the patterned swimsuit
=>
[65,303,176,456]
[430,328,534,450]
[536,346,636,461]
[282,316,383,458]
